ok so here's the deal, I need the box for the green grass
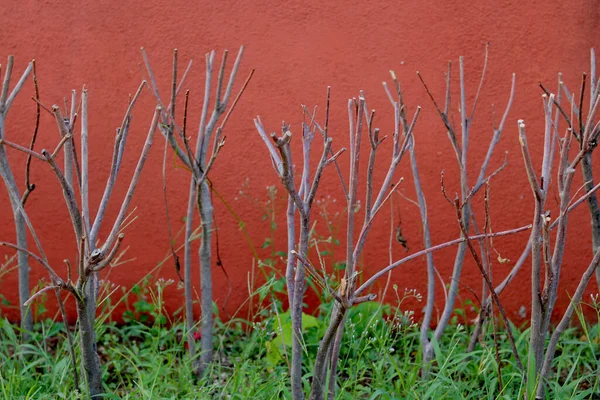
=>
[1,296,598,399]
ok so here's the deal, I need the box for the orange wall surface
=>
[0,0,599,325]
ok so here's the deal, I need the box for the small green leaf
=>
[265,337,283,365]
[302,313,319,329]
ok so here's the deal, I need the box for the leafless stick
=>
[324,96,371,399]
[68,91,82,190]
[302,96,349,200]
[475,73,516,189]
[220,69,254,130]
[352,177,403,265]
[91,81,147,244]
[310,306,345,400]
[160,52,182,282]
[194,50,215,169]
[258,98,343,400]
[69,89,77,126]
[307,138,333,208]
[214,50,228,111]
[0,139,45,160]
[354,224,532,297]
[197,69,255,186]
[81,90,90,238]
[540,82,573,133]
[0,148,49,276]
[385,72,439,363]
[371,108,420,212]
[170,49,178,120]
[518,122,543,199]
[42,150,83,243]
[364,192,397,339]
[181,90,196,168]
[520,119,548,378]
[90,233,125,272]
[140,48,164,106]
[541,95,555,190]
[77,237,85,291]
[428,56,478,355]
[54,286,79,389]
[591,48,597,111]
[221,47,245,115]
[565,181,600,220]
[51,105,74,188]
[459,56,468,183]
[579,73,586,141]
[285,195,296,307]
[292,251,344,305]
[364,125,380,220]
[23,285,59,307]
[4,60,33,111]
[27,93,52,114]
[344,97,364,280]
[255,117,283,172]
[452,195,523,371]
[469,43,489,121]
[183,175,199,372]
[141,49,194,171]
[64,259,73,285]
[536,246,600,397]
[0,56,14,106]
[162,118,181,281]
[0,241,61,283]
[22,60,40,206]
[100,106,160,254]
[151,46,246,379]
[176,60,193,96]
[199,47,244,165]
[415,70,460,160]
[50,133,72,159]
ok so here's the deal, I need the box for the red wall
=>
[1,0,599,324]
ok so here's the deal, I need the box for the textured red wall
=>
[0,0,599,324]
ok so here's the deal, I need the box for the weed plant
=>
[1,186,599,399]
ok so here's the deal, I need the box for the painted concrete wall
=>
[0,0,599,323]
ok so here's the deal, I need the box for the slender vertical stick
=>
[81,90,90,237]
[0,58,33,336]
[536,246,600,397]
[431,56,471,354]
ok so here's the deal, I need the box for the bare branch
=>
[81,90,90,238]
[0,56,14,106]
[100,106,160,254]
[469,42,489,121]
[90,233,125,272]
[90,82,147,245]
[4,59,33,111]
[0,138,45,160]
[518,120,542,199]
[0,241,61,283]
[292,250,344,305]
[23,285,60,307]
[42,149,83,243]
[22,59,40,206]
[354,224,532,297]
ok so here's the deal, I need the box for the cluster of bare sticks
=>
[0,55,160,397]
[1,47,599,399]
[255,47,600,400]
